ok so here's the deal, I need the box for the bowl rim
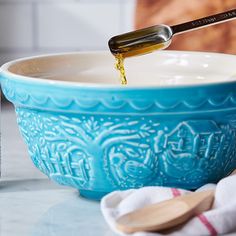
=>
[1,50,236,90]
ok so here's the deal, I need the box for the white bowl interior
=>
[5,51,236,87]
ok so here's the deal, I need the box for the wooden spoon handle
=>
[116,190,214,233]
[116,169,236,233]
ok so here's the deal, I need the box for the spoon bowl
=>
[108,25,172,57]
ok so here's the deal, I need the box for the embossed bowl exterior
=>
[1,51,236,200]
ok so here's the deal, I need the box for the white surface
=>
[4,51,236,86]
[0,4,33,49]
[0,188,116,236]
[0,103,115,236]
[101,176,236,235]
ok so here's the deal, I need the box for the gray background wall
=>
[0,0,135,65]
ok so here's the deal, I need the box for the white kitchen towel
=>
[101,174,236,236]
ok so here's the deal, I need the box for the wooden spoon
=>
[116,190,214,233]
[116,170,236,234]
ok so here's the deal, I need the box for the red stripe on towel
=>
[170,189,217,235]
[171,188,181,197]
[198,214,218,236]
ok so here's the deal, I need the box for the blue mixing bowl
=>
[1,51,236,200]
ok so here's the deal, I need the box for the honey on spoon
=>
[108,8,236,85]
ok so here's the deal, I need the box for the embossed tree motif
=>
[55,117,158,189]
[16,108,161,189]
[16,106,236,191]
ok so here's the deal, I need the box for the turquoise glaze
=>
[1,51,236,200]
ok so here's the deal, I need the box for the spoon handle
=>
[171,8,236,35]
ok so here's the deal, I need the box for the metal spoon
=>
[116,170,236,234]
[109,9,236,58]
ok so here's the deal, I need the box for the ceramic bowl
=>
[1,51,236,200]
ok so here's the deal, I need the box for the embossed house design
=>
[164,121,222,159]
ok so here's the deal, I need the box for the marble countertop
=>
[1,103,116,236]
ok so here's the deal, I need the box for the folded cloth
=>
[101,174,236,236]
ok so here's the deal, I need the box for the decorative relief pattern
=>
[16,107,236,191]
[2,77,236,113]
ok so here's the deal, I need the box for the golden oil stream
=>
[115,54,127,85]
[113,43,167,85]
